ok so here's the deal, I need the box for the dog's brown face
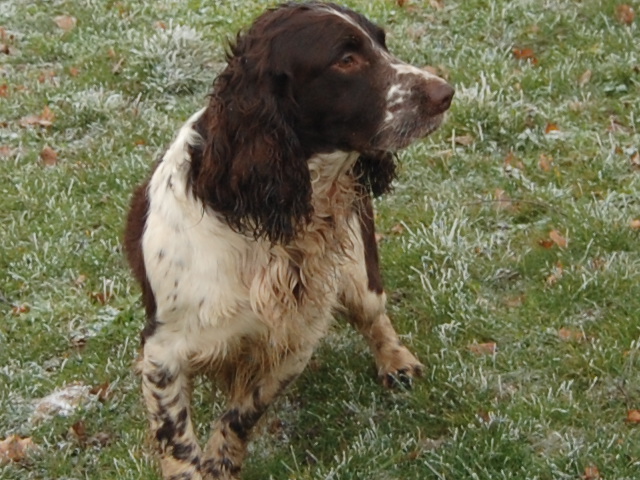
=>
[263,2,455,154]
[192,1,453,244]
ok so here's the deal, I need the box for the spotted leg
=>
[201,344,317,480]
[340,195,424,388]
[141,335,203,480]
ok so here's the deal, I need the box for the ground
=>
[1,0,639,479]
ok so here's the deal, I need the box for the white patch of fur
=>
[143,113,361,370]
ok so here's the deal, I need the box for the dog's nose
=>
[425,80,455,115]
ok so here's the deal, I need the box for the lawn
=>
[1,0,639,479]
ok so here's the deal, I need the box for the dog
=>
[124,2,453,478]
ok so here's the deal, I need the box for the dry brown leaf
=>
[0,83,8,97]
[0,145,12,158]
[615,4,635,25]
[627,409,640,423]
[544,123,560,134]
[12,304,30,315]
[583,465,601,479]
[90,381,111,402]
[0,435,36,465]
[512,47,538,65]
[630,219,640,230]
[504,294,525,308]
[390,223,405,235]
[558,327,586,342]
[538,238,554,249]
[454,134,474,146]
[538,154,552,171]
[549,229,568,248]
[19,106,55,128]
[70,420,88,443]
[40,145,58,166]
[74,274,88,285]
[154,21,167,30]
[578,69,592,87]
[54,15,77,31]
[429,0,445,9]
[69,66,80,77]
[90,291,113,305]
[468,342,497,355]
[630,151,640,170]
[38,70,56,84]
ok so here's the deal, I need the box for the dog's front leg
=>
[340,195,424,388]
[201,344,315,480]
[141,337,203,480]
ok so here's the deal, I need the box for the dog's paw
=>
[376,345,424,389]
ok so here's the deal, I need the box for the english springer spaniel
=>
[124,2,454,479]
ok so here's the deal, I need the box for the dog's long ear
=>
[354,151,397,197]
[190,41,311,244]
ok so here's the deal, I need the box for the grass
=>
[1,0,639,478]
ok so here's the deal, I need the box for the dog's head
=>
[191,2,454,243]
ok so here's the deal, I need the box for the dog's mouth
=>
[373,112,446,151]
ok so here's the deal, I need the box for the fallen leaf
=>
[627,409,640,423]
[12,304,30,315]
[54,15,77,31]
[504,294,525,308]
[38,70,56,84]
[390,223,405,234]
[578,69,592,87]
[134,138,146,146]
[19,106,55,128]
[87,431,112,448]
[630,151,640,170]
[154,21,167,30]
[454,134,474,146]
[90,291,113,304]
[468,342,497,355]
[512,47,538,65]
[429,0,445,9]
[40,145,58,166]
[504,151,525,169]
[69,66,80,77]
[74,274,88,286]
[631,219,640,230]
[69,420,88,444]
[538,238,554,249]
[0,435,36,465]
[90,381,111,402]
[0,145,12,158]
[549,229,568,248]
[538,154,552,171]
[583,465,601,479]
[558,327,586,342]
[0,84,8,97]
[615,4,635,25]
[545,123,560,134]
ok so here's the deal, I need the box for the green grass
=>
[1,0,639,479]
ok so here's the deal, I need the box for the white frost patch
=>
[30,383,93,423]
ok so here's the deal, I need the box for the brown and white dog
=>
[124,2,453,479]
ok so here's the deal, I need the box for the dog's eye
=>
[334,54,357,70]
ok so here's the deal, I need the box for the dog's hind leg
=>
[340,195,424,388]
